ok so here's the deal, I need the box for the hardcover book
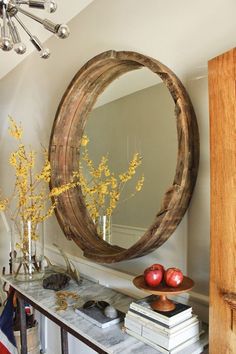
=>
[125,315,200,350]
[126,311,198,334]
[130,296,192,326]
[125,328,202,354]
[75,306,125,328]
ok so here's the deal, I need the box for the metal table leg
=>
[18,295,28,354]
[61,327,69,354]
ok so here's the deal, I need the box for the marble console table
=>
[1,274,160,354]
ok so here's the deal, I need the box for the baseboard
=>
[44,244,209,323]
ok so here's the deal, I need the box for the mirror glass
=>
[82,68,177,248]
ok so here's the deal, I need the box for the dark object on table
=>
[83,300,109,310]
[44,244,81,285]
[83,300,118,319]
[43,273,71,291]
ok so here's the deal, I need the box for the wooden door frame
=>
[208,48,236,353]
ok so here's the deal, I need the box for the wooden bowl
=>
[133,275,194,312]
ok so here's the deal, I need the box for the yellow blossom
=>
[36,159,51,182]
[8,117,23,140]
[110,176,117,189]
[1,118,78,257]
[0,197,8,211]
[75,136,144,231]
[81,135,89,146]
[50,182,77,197]
[136,175,145,192]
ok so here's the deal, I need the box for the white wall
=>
[186,77,210,293]
[0,0,210,294]
[87,82,177,231]
[0,2,211,352]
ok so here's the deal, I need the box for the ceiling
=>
[0,0,94,79]
[1,0,236,85]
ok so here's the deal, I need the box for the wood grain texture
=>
[208,48,236,353]
[133,275,194,312]
[49,50,199,263]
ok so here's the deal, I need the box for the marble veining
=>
[2,274,159,354]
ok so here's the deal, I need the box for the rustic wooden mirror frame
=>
[49,50,199,263]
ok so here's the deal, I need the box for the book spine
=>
[130,304,170,324]
[126,312,199,335]
[129,304,192,326]
[170,336,200,354]
[126,327,202,354]
[125,328,169,354]
[130,301,192,321]
[143,324,200,350]
[126,313,169,334]
[125,317,171,349]
[125,316,200,350]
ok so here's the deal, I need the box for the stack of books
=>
[124,295,204,354]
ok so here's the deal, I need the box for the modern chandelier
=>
[0,0,70,59]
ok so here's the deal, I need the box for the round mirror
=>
[84,68,177,249]
[49,50,199,263]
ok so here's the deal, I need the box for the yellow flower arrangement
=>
[0,118,78,278]
[73,135,145,229]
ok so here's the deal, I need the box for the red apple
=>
[144,264,164,287]
[164,267,184,288]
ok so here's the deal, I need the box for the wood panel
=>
[209,48,236,353]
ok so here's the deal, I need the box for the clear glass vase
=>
[11,220,45,281]
[96,215,111,243]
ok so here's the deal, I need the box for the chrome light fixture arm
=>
[0,0,69,58]
[16,5,69,37]
[14,13,49,58]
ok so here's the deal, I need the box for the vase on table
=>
[11,219,45,281]
[96,215,112,243]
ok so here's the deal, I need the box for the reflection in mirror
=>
[82,68,177,249]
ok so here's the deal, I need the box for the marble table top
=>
[1,274,160,354]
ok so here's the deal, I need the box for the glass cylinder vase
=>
[11,220,45,281]
[96,215,112,243]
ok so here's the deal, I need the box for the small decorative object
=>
[164,267,184,288]
[73,135,144,242]
[44,243,81,285]
[133,274,194,312]
[104,305,118,319]
[75,300,124,328]
[82,300,109,310]
[0,0,70,59]
[144,264,165,288]
[43,273,71,291]
[55,290,80,312]
[0,118,78,281]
